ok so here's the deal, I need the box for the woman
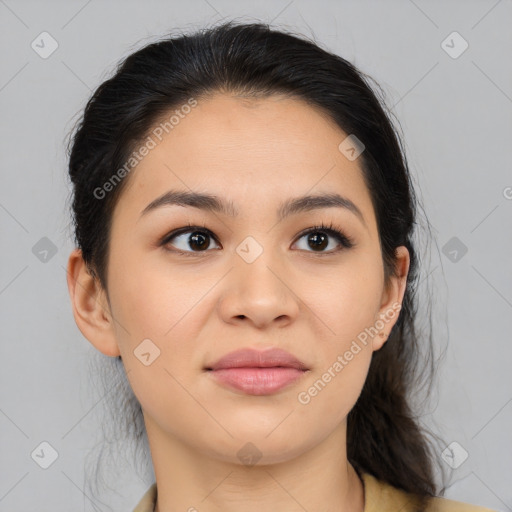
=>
[65,21,496,512]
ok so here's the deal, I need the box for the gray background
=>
[1,0,511,510]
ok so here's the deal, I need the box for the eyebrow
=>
[139,189,367,227]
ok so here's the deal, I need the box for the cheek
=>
[300,258,384,343]
[108,253,214,384]
[288,259,381,414]
[111,259,209,435]
[108,249,194,339]
[298,344,372,418]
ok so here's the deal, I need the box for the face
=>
[69,93,409,465]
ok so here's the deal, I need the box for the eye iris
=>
[189,231,210,251]
[308,231,328,251]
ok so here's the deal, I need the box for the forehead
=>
[116,93,375,227]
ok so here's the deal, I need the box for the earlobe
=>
[66,248,120,357]
[373,245,410,351]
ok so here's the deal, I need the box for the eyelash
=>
[159,220,355,257]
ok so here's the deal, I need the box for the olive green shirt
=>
[132,472,497,511]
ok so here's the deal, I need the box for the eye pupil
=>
[308,232,328,251]
[189,231,210,251]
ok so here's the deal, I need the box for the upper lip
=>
[205,348,309,371]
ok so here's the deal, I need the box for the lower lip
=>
[207,367,307,395]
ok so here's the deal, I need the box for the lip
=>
[205,348,309,371]
[204,348,310,396]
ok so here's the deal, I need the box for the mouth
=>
[204,347,310,396]
[206,367,309,395]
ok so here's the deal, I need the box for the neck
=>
[147,417,365,512]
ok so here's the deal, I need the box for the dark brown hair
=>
[65,20,447,507]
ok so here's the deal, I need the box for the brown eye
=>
[304,231,329,251]
[293,222,355,253]
[160,221,354,257]
[161,227,220,254]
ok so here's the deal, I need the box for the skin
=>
[67,93,409,512]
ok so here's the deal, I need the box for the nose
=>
[217,252,300,330]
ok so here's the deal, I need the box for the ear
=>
[372,245,410,351]
[66,248,120,357]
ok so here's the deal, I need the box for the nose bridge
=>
[218,234,299,326]
[235,234,287,297]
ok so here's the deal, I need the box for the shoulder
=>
[132,482,157,512]
[133,475,498,512]
[360,472,498,512]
